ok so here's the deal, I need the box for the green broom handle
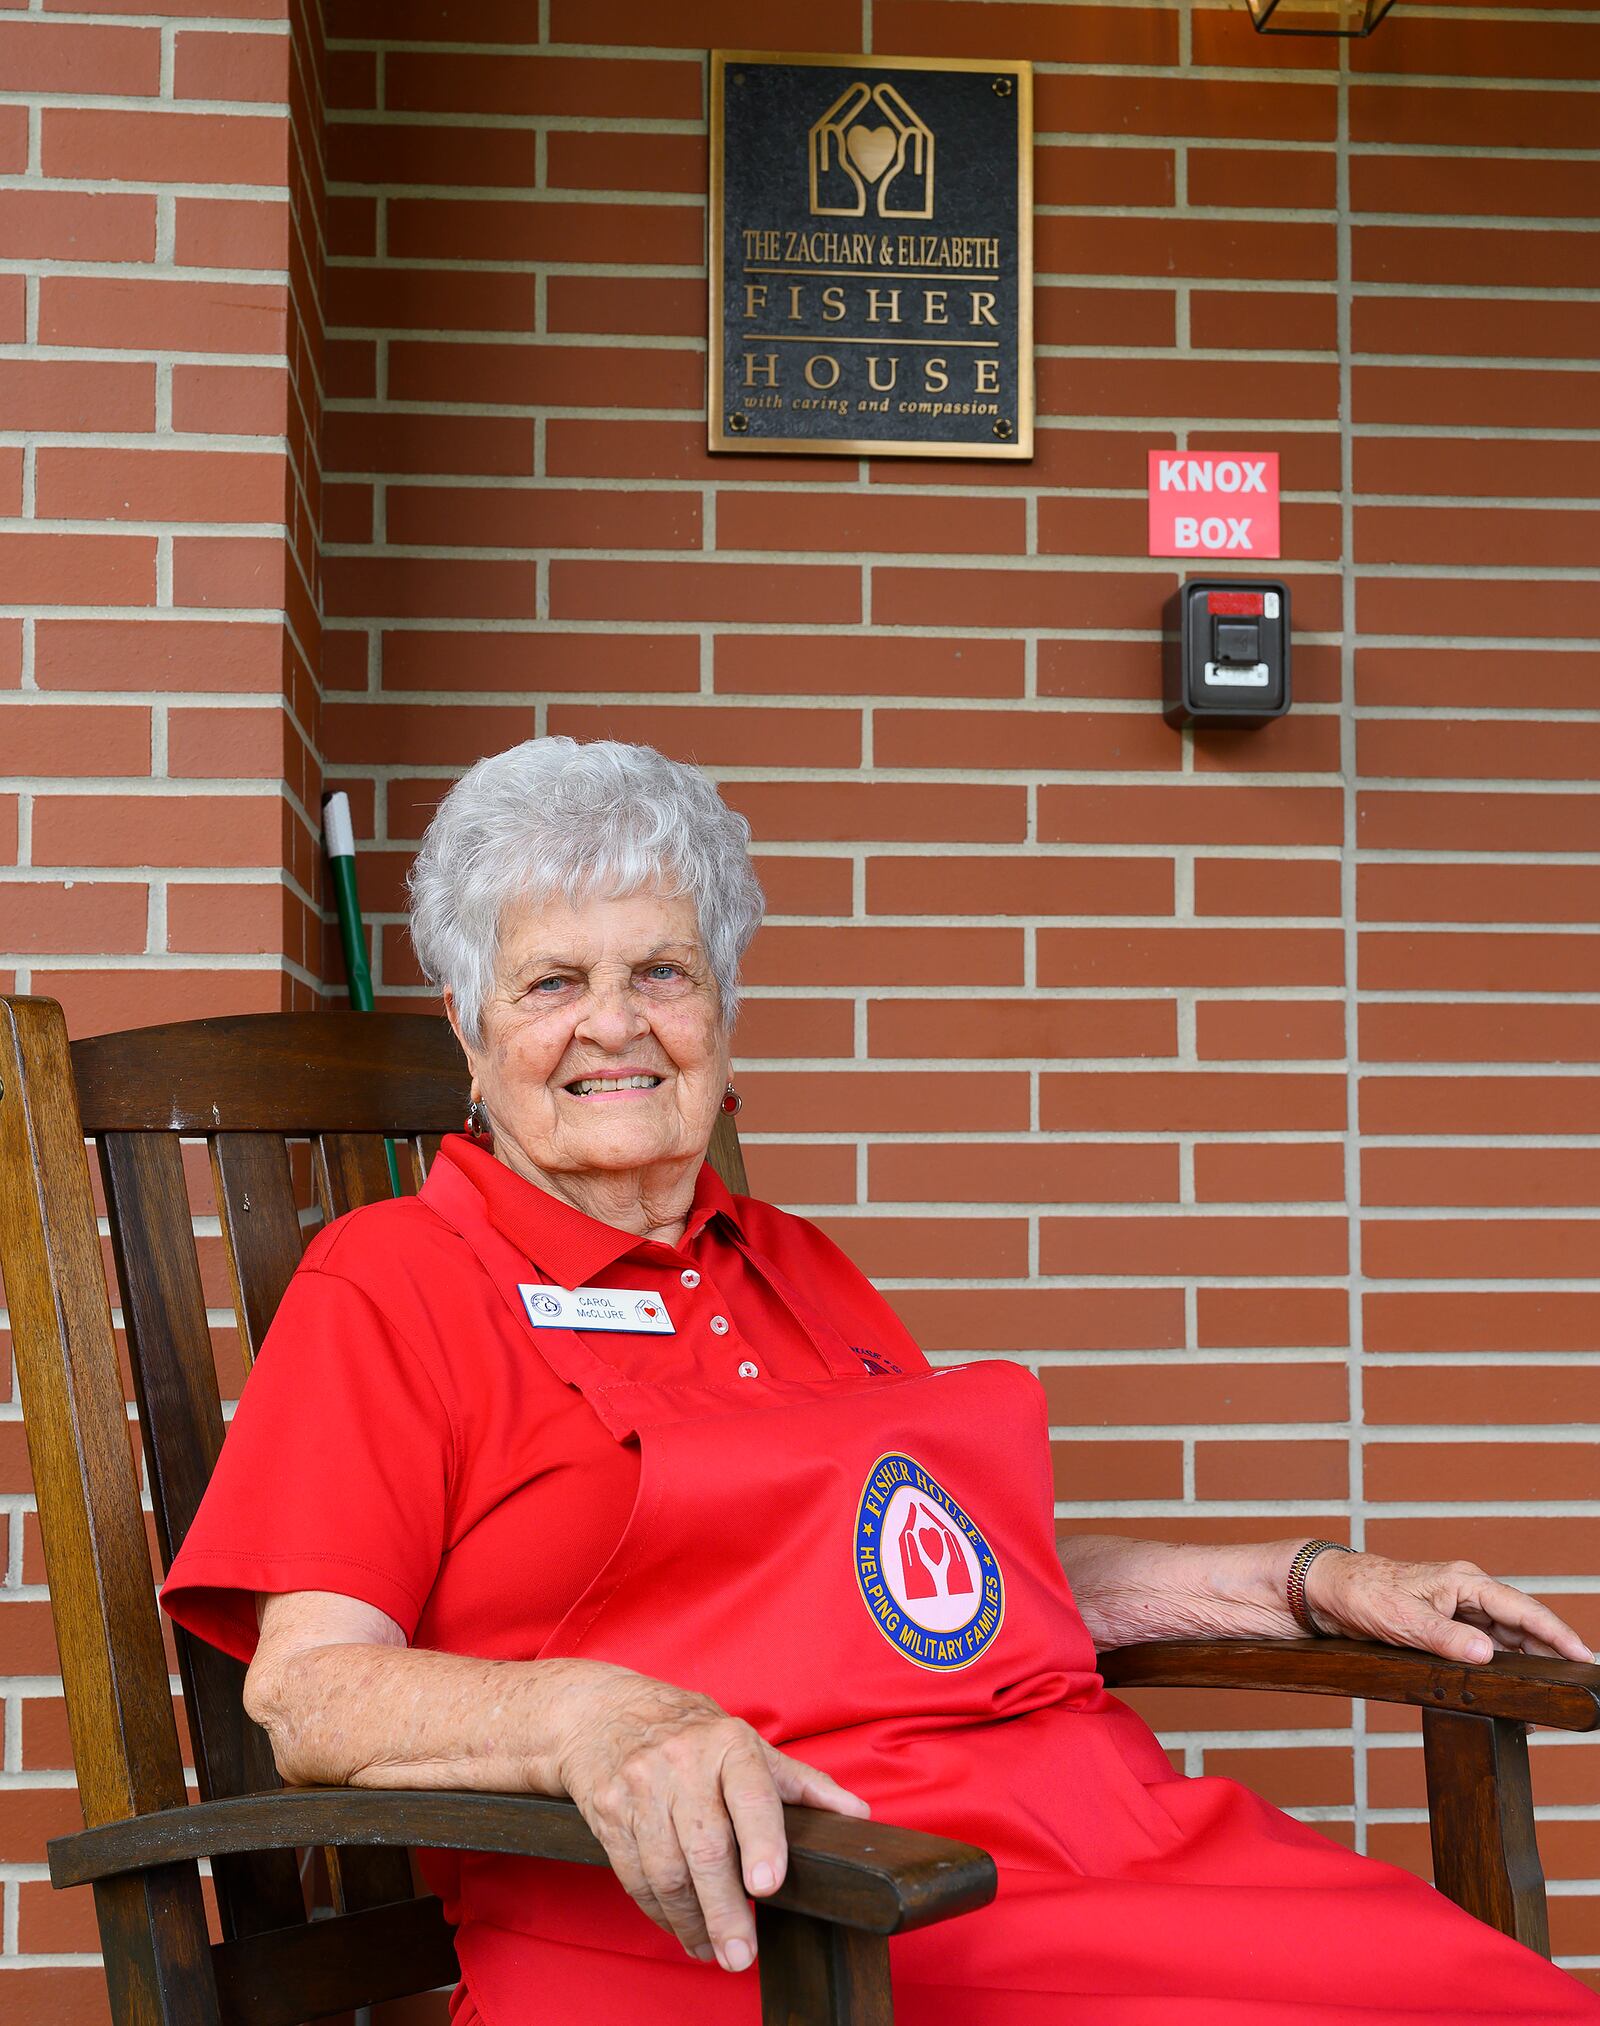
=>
[322,791,402,1196]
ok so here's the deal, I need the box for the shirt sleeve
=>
[160,1264,458,1663]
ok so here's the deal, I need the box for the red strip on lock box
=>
[1147,450,1279,559]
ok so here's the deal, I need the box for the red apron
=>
[430,1196,1600,2026]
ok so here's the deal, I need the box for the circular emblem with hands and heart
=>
[854,1452,1004,1670]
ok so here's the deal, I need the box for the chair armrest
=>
[1098,1637,1600,1731]
[47,1786,997,1937]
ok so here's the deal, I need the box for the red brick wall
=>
[0,5,325,2014]
[0,3,323,1035]
[4,0,1600,2012]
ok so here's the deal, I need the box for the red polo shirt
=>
[161,1135,926,1666]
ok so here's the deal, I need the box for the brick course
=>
[2,0,1599,2014]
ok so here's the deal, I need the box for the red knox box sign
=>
[1147,451,1279,559]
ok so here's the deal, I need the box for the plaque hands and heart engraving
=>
[809,78,933,220]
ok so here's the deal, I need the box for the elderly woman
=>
[163,738,1599,2026]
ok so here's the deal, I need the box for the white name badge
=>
[518,1284,676,1334]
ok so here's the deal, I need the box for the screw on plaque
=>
[992,75,1014,96]
[727,412,750,434]
[992,418,1014,440]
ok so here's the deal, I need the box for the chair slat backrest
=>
[98,1129,307,1939]
[315,1132,404,1221]
[3,1000,753,2019]
[211,1135,307,1369]
[709,1107,749,1196]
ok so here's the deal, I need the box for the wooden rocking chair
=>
[1,995,1595,2026]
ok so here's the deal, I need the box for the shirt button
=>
[680,1269,700,1289]
[710,1315,730,1335]
[738,1360,759,1379]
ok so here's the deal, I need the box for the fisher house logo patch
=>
[854,1453,1003,1670]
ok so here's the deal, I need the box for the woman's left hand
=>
[1302,1550,1594,1666]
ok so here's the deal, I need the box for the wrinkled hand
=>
[554,1666,869,1974]
[1303,1551,1595,1666]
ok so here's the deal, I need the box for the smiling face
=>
[448,886,730,1205]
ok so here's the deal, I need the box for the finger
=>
[1456,1607,1521,1650]
[1511,1633,1572,1660]
[768,1747,872,1819]
[1460,1609,1535,1652]
[1463,1616,1572,1661]
[1480,1619,1587,1663]
[719,1737,789,1899]
[591,1822,684,1950]
[1406,1607,1495,1665]
[632,1800,716,1961]
[1462,1579,1596,1665]
[1456,1610,1556,1660]
[671,1788,756,1974]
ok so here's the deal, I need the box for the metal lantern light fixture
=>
[1246,0,1396,32]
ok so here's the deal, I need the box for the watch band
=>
[1287,1538,1354,1636]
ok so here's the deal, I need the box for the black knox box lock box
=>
[1163,579,1292,729]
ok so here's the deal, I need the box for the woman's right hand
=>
[551,1662,870,1975]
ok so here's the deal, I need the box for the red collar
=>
[436,1133,743,1286]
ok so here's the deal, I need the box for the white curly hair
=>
[407,738,766,1043]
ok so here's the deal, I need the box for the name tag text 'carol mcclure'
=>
[518,1286,676,1334]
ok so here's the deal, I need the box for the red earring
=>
[722,1082,742,1115]
[465,1098,490,1140]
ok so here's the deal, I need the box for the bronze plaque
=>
[709,50,1033,460]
